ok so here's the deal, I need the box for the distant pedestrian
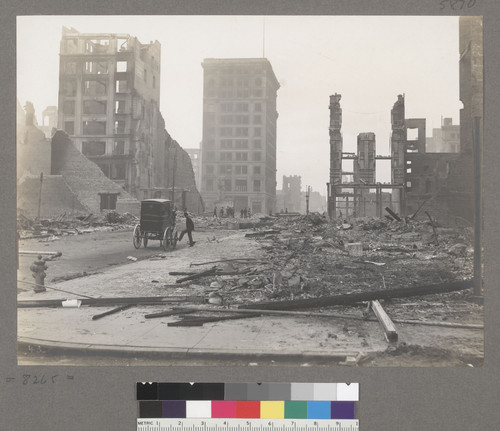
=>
[220,207,224,218]
[213,206,217,218]
[178,210,195,246]
[247,207,251,218]
[240,209,244,218]
[243,208,247,218]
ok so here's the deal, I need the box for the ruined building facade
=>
[200,58,280,215]
[327,94,394,218]
[56,27,203,211]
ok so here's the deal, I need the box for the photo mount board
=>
[1,3,500,431]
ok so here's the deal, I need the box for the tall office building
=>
[200,58,280,214]
[57,27,162,199]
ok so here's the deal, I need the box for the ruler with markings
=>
[137,419,359,431]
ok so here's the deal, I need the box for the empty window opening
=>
[64,121,74,135]
[113,140,125,155]
[65,62,77,74]
[84,79,107,96]
[115,100,126,114]
[63,100,75,115]
[116,80,128,93]
[114,120,126,134]
[82,141,106,156]
[407,128,419,141]
[99,193,118,210]
[83,120,106,135]
[85,61,108,74]
[64,80,77,96]
[117,38,128,51]
[83,100,107,115]
[116,61,127,72]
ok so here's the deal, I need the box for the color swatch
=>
[137,383,358,420]
[137,383,358,401]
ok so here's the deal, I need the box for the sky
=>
[17,15,461,193]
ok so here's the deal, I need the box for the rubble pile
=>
[17,211,138,239]
[176,213,475,321]
[194,214,269,230]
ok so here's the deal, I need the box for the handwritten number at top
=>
[440,0,477,10]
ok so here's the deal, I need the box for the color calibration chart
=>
[137,383,359,431]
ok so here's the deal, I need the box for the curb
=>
[18,337,360,365]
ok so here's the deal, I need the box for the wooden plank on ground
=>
[18,295,205,308]
[371,300,398,342]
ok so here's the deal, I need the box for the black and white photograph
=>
[16,15,483,367]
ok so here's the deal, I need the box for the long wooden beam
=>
[239,280,472,311]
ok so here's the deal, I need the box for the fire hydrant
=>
[30,255,47,293]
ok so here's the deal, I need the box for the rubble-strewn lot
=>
[176,213,475,306]
[17,211,483,366]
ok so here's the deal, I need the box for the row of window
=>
[220,139,262,149]
[219,127,262,137]
[205,88,263,98]
[205,165,262,175]
[219,102,262,113]
[63,37,129,55]
[204,179,261,192]
[63,100,130,116]
[81,140,126,157]
[62,76,155,97]
[63,120,128,135]
[64,60,129,75]
[217,115,262,125]
[204,151,262,162]
[207,77,263,88]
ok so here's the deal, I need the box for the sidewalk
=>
[17,232,385,364]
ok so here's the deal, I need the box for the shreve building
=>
[200,58,280,215]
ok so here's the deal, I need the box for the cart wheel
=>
[163,227,171,251]
[171,230,178,250]
[143,236,148,248]
[133,224,142,249]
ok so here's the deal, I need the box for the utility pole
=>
[305,185,311,215]
[37,172,44,222]
[171,144,178,205]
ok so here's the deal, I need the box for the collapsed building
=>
[56,27,202,210]
[17,28,204,219]
[327,17,482,228]
[17,104,138,218]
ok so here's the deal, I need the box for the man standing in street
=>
[178,210,196,246]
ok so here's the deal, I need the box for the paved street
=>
[17,223,484,367]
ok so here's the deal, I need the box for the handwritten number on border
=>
[440,0,477,10]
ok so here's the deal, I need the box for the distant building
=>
[200,58,280,215]
[426,118,460,153]
[185,148,201,189]
[282,175,301,213]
